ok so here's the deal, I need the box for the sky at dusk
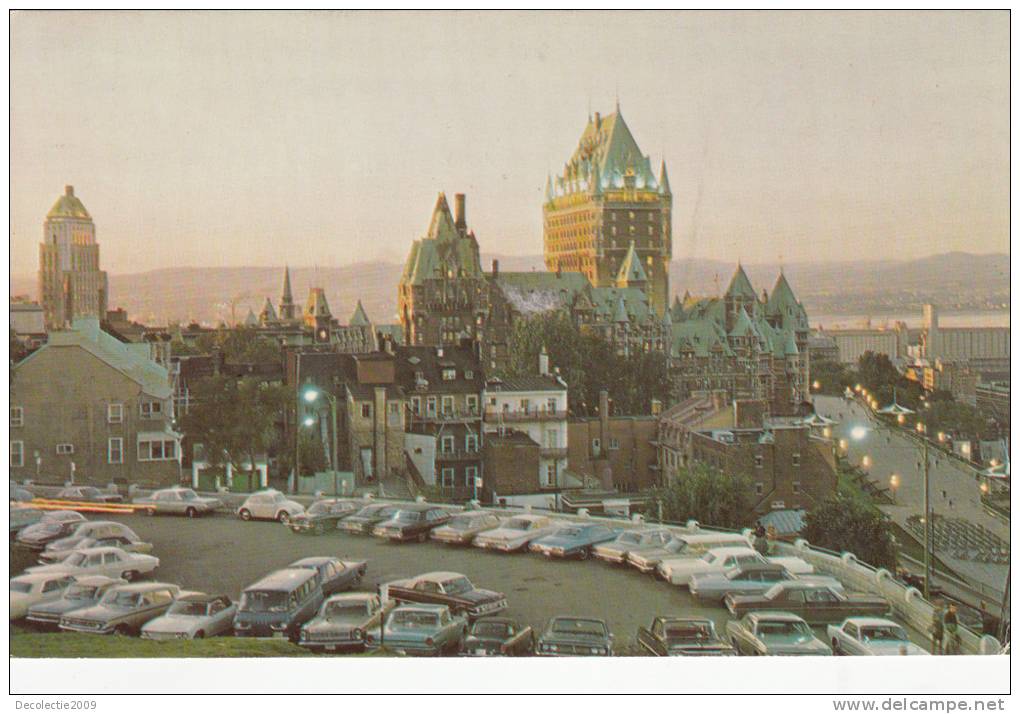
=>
[9,11,1009,277]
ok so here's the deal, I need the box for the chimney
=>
[539,345,550,376]
[65,185,74,197]
[454,193,466,231]
[599,389,610,449]
[491,259,499,278]
[594,112,601,128]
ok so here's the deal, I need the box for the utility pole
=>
[330,395,339,499]
[922,434,931,599]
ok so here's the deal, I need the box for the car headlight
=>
[352,628,363,640]
[270,623,287,631]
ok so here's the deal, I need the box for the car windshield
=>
[50,512,82,522]
[239,590,290,613]
[64,585,99,600]
[505,518,534,531]
[441,577,473,595]
[663,539,687,554]
[551,619,606,637]
[393,511,422,522]
[102,591,141,608]
[353,506,383,518]
[666,622,714,640]
[861,626,908,642]
[62,552,87,567]
[169,601,211,616]
[701,552,718,563]
[448,515,476,529]
[10,581,33,594]
[308,502,332,515]
[472,621,511,638]
[555,527,582,537]
[32,522,63,535]
[50,536,86,550]
[617,532,641,545]
[324,601,368,618]
[758,620,813,641]
[391,611,438,628]
[179,490,198,501]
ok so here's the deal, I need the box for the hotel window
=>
[361,403,372,419]
[108,438,124,465]
[140,401,163,419]
[441,468,455,488]
[410,396,421,415]
[465,466,478,488]
[10,406,23,428]
[10,441,24,467]
[609,438,620,450]
[520,398,530,414]
[426,397,437,416]
[543,463,557,487]
[441,435,455,454]
[441,396,454,415]
[138,438,177,462]
[465,433,478,453]
[107,403,123,424]
[546,397,557,413]
[466,395,479,415]
[56,443,75,455]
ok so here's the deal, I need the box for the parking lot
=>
[11,509,930,654]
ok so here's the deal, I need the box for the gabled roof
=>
[259,297,278,323]
[725,264,757,300]
[349,300,371,327]
[729,306,758,339]
[767,272,809,331]
[616,241,649,285]
[304,288,331,318]
[16,318,171,399]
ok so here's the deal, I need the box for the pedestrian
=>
[766,525,778,555]
[930,600,945,655]
[753,521,768,555]
[943,603,961,655]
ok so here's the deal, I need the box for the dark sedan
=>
[16,511,87,550]
[339,504,400,535]
[460,618,534,656]
[372,504,450,543]
[636,616,736,656]
[725,582,891,624]
[387,571,507,620]
[55,486,124,504]
[535,616,613,656]
[287,557,367,597]
[289,499,363,535]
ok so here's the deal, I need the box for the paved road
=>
[815,395,1009,597]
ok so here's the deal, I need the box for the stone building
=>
[38,186,109,330]
[567,391,659,493]
[11,318,179,487]
[669,266,811,416]
[341,354,407,486]
[398,193,489,347]
[543,106,672,316]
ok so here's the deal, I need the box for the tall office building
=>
[38,185,108,330]
[543,106,672,315]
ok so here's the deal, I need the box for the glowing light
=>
[303,416,316,427]
[862,455,872,469]
[897,414,906,424]
[980,482,989,495]
[303,388,320,403]
[850,426,868,441]
[890,473,900,489]
[812,380,821,390]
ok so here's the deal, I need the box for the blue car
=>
[528,523,619,560]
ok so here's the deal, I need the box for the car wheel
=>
[314,522,326,536]
[114,624,133,636]
[194,630,205,639]
[832,639,841,654]
[122,570,139,582]
[417,532,428,543]
[239,509,252,521]
[578,547,590,561]
[185,507,197,519]
[277,511,291,525]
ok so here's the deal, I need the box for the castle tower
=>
[543,107,672,315]
[38,185,108,330]
[279,266,297,322]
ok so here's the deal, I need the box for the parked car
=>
[536,616,614,656]
[141,593,237,640]
[55,486,124,504]
[636,616,736,656]
[237,489,304,523]
[287,557,367,596]
[473,514,560,553]
[16,511,87,550]
[725,611,833,656]
[11,504,46,538]
[460,618,534,656]
[39,534,154,564]
[66,520,148,543]
[11,487,34,503]
[233,568,323,640]
[372,504,450,543]
[27,546,159,582]
[298,592,393,652]
[59,582,184,635]
[26,575,126,628]
[627,532,752,573]
[529,523,619,560]
[592,526,674,564]
[689,563,841,603]
[366,603,467,656]
[10,573,76,620]
[386,571,507,620]
[340,503,401,535]
[827,617,930,656]
[288,499,362,535]
[725,582,891,624]
[430,511,502,545]
[658,546,814,586]
[133,488,222,518]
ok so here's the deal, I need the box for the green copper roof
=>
[612,296,629,323]
[725,264,757,300]
[46,186,90,220]
[555,109,659,195]
[616,241,649,285]
[658,160,671,196]
[402,193,483,286]
[766,272,809,331]
[729,306,758,339]
[589,286,654,324]
[349,300,371,327]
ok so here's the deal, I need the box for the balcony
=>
[483,408,567,424]
[409,409,481,425]
[436,449,482,462]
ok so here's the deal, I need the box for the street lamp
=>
[302,386,340,498]
[890,473,900,503]
[812,380,821,391]
[861,455,872,470]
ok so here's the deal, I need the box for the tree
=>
[276,430,329,478]
[190,327,282,364]
[802,493,897,569]
[810,358,853,396]
[180,376,288,479]
[650,463,755,530]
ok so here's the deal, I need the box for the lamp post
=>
[303,387,339,499]
[889,473,900,503]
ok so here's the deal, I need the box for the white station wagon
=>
[27,546,159,582]
[657,546,813,586]
[472,514,560,553]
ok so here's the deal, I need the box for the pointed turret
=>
[545,174,555,202]
[279,265,297,321]
[426,192,459,243]
[244,307,257,327]
[658,160,671,196]
[613,296,629,324]
[725,264,757,300]
[730,306,757,338]
[616,241,649,288]
[349,299,371,327]
[258,297,278,325]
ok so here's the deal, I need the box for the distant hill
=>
[10,252,1008,327]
